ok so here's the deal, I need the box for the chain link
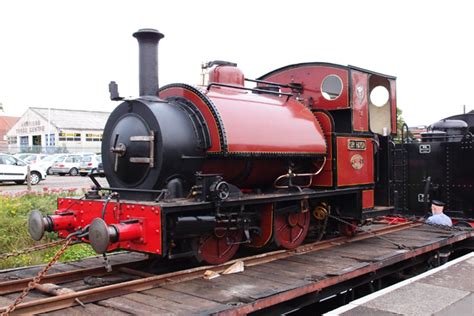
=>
[0,240,66,261]
[1,238,73,316]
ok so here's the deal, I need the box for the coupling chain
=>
[1,238,74,316]
[327,213,412,250]
[0,240,66,261]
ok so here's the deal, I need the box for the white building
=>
[6,107,110,153]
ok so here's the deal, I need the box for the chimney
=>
[133,28,164,96]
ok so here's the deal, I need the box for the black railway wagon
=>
[393,112,474,221]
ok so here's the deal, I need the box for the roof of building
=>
[0,115,19,140]
[30,107,110,130]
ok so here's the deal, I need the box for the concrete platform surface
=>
[326,252,474,316]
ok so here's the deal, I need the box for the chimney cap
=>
[133,28,164,40]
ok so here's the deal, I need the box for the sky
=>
[0,0,473,127]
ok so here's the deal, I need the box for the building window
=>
[45,134,55,146]
[20,136,28,148]
[86,133,102,142]
[7,136,17,144]
[59,132,81,141]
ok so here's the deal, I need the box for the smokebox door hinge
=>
[129,132,155,168]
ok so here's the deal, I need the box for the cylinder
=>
[133,28,164,96]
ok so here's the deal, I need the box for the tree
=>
[396,108,412,142]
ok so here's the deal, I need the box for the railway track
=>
[0,221,420,315]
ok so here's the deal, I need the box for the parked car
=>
[96,162,105,177]
[36,154,68,175]
[23,154,49,164]
[0,153,47,185]
[79,154,102,176]
[14,153,34,161]
[49,155,83,176]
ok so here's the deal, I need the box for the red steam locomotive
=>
[28,29,398,264]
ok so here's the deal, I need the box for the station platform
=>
[326,252,474,315]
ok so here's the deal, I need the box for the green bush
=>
[0,190,96,269]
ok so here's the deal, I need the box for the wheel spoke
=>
[196,230,242,264]
[274,212,310,249]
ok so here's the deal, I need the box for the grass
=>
[0,189,96,269]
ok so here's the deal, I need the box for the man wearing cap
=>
[426,200,452,227]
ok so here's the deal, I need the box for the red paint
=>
[209,66,244,86]
[54,198,162,255]
[260,65,349,110]
[196,229,243,264]
[311,111,333,187]
[160,84,327,156]
[362,189,374,209]
[381,216,410,225]
[390,79,397,135]
[351,71,369,132]
[49,213,76,231]
[336,136,374,186]
[206,89,327,154]
[113,222,143,243]
[273,211,311,249]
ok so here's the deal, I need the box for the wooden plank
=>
[324,234,426,250]
[201,272,288,295]
[164,272,297,305]
[410,226,456,234]
[68,273,138,292]
[316,241,399,262]
[0,296,11,306]
[283,253,360,269]
[268,257,329,276]
[122,292,193,314]
[43,303,129,316]
[244,265,310,285]
[368,236,445,248]
[98,296,172,314]
[143,287,228,314]
[0,262,75,278]
[385,229,451,240]
[281,255,371,276]
[250,260,326,281]
[67,252,146,269]
[260,258,326,279]
[164,278,242,303]
[325,261,371,276]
